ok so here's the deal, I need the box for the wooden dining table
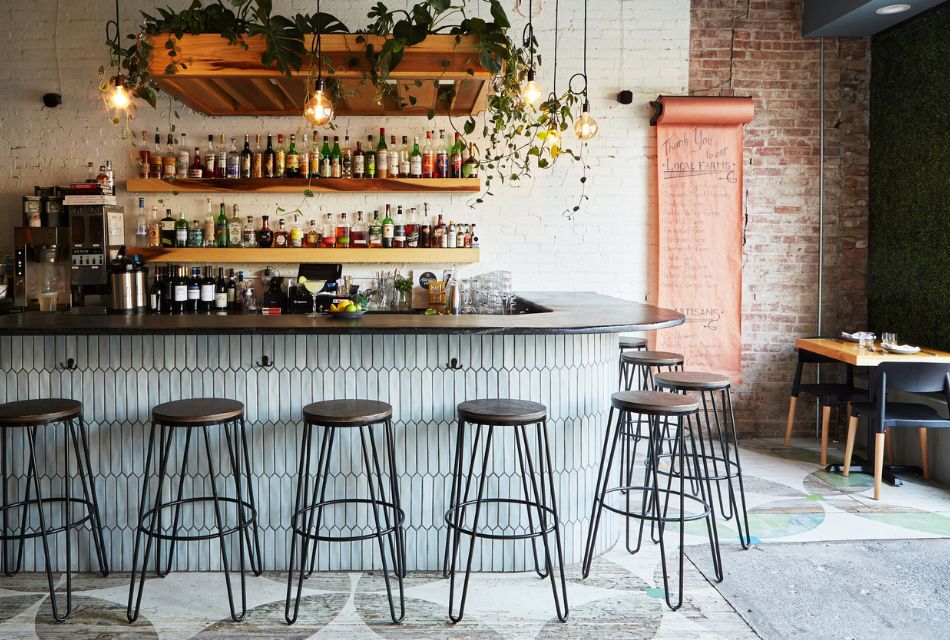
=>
[796,337,950,486]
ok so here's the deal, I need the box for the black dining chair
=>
[843,363,950,500]
[784,346,867,465]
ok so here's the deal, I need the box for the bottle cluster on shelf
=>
[151,265,248,314]
[137,198,479,250]
[135,127,479,181]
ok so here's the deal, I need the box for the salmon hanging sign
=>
[652,96,754,383]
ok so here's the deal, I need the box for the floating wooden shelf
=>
[126,178,479,194]
[147,34,493,118]
[129,247,480,264]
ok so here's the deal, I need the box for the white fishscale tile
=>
[426,335,441,371]
[289,368,302,421]
[419,369,433,422]
[195,335,208,370]
[20,337,34,372]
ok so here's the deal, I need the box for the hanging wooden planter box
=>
[146,34,493,117]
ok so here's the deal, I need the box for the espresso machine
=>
[13,226,71,310]
[66,203,125,305]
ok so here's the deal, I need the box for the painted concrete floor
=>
[1,436,948,639]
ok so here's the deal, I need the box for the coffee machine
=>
[13,226,71,310]
[66,203,125,305]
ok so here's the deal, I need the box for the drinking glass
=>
[882,332,897,346]
[859,334,876,352]
[303,279,325,317]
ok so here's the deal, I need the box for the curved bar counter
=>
[0,293,683,572]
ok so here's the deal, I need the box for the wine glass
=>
[301,278,326,317]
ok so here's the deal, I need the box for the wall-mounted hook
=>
[58,358,77,371]
[256,355,274,369]
[445,357,463,370]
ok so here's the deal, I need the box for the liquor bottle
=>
[432,213,446,248]
[406,207,419,248]
[285,134,299,178]
[305,219,320,247]
[149,269,163,313]
[175,211,189,248]
[322,213,337,247]
[160,208,176,247]
[451,132,463,178]
[188,219,204,248]
[135,197,148,248]
[104,160,116,194]
[240,134,252,179]
[353,141,365,179]
[198,266,215,313]
[381,204,395,248]
[189,146,204,178]
[173,266,189,314]
[376,128,389,179]
[456,222,465,248]
[341,135,352,178]
[422,131,435,178]
[96,165,109,192]
[275,133,286,177]
[369,211,382,248]
[228,204,243,247]
[215,135,227,179]
[187,266,201,313]
[226,138,240,178]
[336,212,350,248]
[256,215,274,248]
[400,136,411,178]
[289,214,303,248]
[320,136,332,178]
[464,223,473,247]
[273,218,289,248]
[226,268,238,312]
[439,215,449,248]
[309,131,320,178]
[215,202,229,247]
[365,134,376,178]
[163,132,177,178]
[409,137,422,178]
[462,142,479,178]
[351,211,368,248]
[435,129,449,178]
[148,205,162,248]
[252,133,263,178]
[138,130,151,179]
[204,134,216,178]
[331,136,342,178]
[447,220,457,248]
[236,271,248,311]
[389,135,400,178]
[263,133,276,178]
[150,129,164,178]
[177,133,189,179]
[243,215,256,247]
[299,134,310,180]
[393,206,406,248]
[203,198,215,247]
[471,224,480,247]
[214,267,229,312]
[419,214,431,248]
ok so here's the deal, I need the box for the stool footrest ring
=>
[444,498,558,541]
[653,453,742,481]
[291,498,404,542]
[0,497,95,540]
[599,487,711,523]
[137,497,256,542]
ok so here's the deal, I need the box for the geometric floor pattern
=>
[1,437,947,639]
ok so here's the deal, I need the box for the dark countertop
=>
[0,293,684,336]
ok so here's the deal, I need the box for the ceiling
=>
[802,0,947,36]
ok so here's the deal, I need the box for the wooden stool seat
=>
[619,336,648,350]
[654,371,730,391]
[621,351,684,367]
[457,399,547,425]
[0,399,82,425]
[152,398,244,426]
[302,399,393,426]
[610,390,698,415]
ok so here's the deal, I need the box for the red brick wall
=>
[689,0,870,434]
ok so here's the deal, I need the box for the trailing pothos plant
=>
[104,0,588,214]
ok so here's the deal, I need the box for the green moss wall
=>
[869,4,950,349]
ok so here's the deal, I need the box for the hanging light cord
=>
[569,0,589,99]
[523,0,535,68]
[105,0,120,69]
[551,0,559,97]
[316,0,323,81]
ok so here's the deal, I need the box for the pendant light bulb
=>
[574,100,598,140]
[303,78,334,127]
[521,68,543,107]
[107,76,131,111]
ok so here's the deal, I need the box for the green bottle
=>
[174,211,189,248]
[215,202,229,247]
[320,135,332,178]
[331,136,342,178]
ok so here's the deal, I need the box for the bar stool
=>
[620,350,684,392]
[444,399,568,624]
[618,336,647,387]
[654,372,751,548]
[0,399,109,622]
[127,398,262,623]
[285,399,405,625]
[582,390,722,611]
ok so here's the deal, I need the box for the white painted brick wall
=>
[0,0,689,297]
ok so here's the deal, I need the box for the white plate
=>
[841,331,875,342]
[882,344,920,354]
